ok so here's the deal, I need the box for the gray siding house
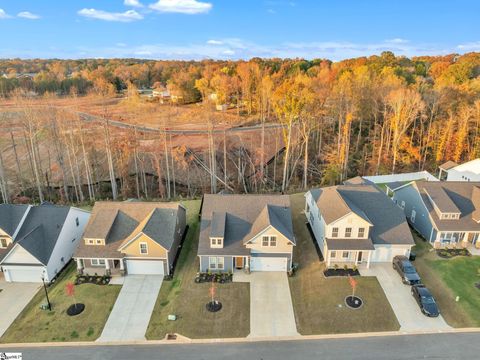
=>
[393,181,480,248]
[198,194,295,272]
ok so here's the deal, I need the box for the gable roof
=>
[413,181,480,231]
[198,194,294,256]
[439,160,458,171]
[310,185,414,246]
[75,201,183,259]
[210,211,226,238]
[424,187,460,213]
[0,204,30,236]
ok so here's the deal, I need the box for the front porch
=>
[433,231,480,249]
[325,249,372,269]
[76,258,125,276]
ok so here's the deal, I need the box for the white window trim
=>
[91,258,106,267]
[140,242,148,255]
[342,251,350,259]
[358,228,365,238]
[330,250,337,258]
[210,237,223,248]
[345,228,352,238]
[208,256,224,270]
[262,235,277,247]
[332,227,339,238]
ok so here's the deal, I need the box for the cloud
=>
[457,42,480,51]
[78,8,143,22]
[0,8,12,19]
[149,0,212,14]
[207,39,223,45]
[17,11,41,19]
[124,0,144,7]
[386,38,409,44]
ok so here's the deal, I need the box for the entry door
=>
[357,251,363,262]
[235,257,244,269]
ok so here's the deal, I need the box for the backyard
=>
[0,263,121,343]
[288,193,400,334]
[146,199,250,339]
[412,230,480,327]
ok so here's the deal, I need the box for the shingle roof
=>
[325,238,375,250]
[424,187,460,213]
[439,160,458,171]
[310,185,414,246]
[198,194,294,256]
[0,204,29,236]
[414,181,480,231]
[210,211,226,238]
[343,176,373,185]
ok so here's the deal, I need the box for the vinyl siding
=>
[246,226,294,255]
[199,255,233,272]
[121,233,168,258]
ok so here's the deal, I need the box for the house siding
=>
[121,233,168,258]
[167,206,187,272]
[199,255,234,272]
[393,185,434,242]
[305,192,325,251]
[246,226,294,255]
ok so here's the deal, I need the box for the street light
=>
[41,275,52,311]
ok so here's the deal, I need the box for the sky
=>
[1,0,480,61]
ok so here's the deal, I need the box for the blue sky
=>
[1,0,479,60]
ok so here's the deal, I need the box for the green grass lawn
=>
[288,193,400,335]
[0,264,121,343]
[412,230,480,327]
[146,200,250,339]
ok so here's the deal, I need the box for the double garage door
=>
[3,266,45,283]
[370,246,410,263]
[126,260,165,275]
[250,257,287,272]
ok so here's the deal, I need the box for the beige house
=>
[74,202,186,276]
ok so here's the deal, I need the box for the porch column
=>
[76,258,83,270]
[326,251,331,267]
[105,259,110,270]
[366,251,371,269]
[120,259,124,270]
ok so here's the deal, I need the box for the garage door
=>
[250,257,287,272]
[126,260,164,275]
[371,246,409,263]
[4,267,44,282]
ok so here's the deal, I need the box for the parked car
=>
[411,284,440,317]
[392,255,421,285]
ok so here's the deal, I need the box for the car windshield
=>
[422,296,435,304]
[404,265,416,274]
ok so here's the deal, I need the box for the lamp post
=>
[41,276,52,311]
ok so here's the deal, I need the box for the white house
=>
[0,204,90,283]
[305,184,414,268]
[438,159,480,182]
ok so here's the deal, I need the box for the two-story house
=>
[74,202,186,276]
[198,194,295,272]
[438,158,480,182]
[393,181,480,248]
[0,204,90,283]
[305,184,414,268]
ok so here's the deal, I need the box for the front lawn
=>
[288,193,400,335]
[412,231,480,327]
[0,263,121,343]
[146,200,250,339]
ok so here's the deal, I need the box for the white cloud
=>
[386,38,409,44]
[457,42,480,51]
[17,11,41,19]
[78,8,143,22]
[124,0,144,7]
[0,8,12,19]
[149,0,212,14]
[207,39,223,45]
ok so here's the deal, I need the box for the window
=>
[91,259,106,267]
[342,251,349,259]
[0,238,8,248]
[210,238,223,247]
[75,217,79,227]
[217,257,224,270]
[211,238,217,246]
[345,228,352,238]
[332,227,339,238]
[330,251,337,258]
[140,242,148,254]
[96,239,102,245]
[209,257,224,270]
[87,239,94,245]
[358,228,365,238]
[262,236,277,247]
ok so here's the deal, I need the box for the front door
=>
[357,251,363,263]
[235,257,244,269]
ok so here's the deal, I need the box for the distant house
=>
[393,181,480,248]
[0,204,90,283]
[305,184,414,268]
[198,194,295,272]
[438,159,480,182]
[74,202,186,276]
[152,87,171,103]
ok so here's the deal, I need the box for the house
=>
[305,184,414,269]
[393,181,480,248]
[74,202,187,276]
[0,204,90,283]
[438,159,480,182]
[198,194,295,272]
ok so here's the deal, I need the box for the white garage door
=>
[4,267,44,283]
[371,246,409,263]
[126,260,164,275]
[250,257,287,272]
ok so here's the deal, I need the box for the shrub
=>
[343,264,348,271]
[70,331,79,339]
[333,264,339,270]
[86,327,94,337]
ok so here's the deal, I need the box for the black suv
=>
[411,284,440,317]
[392,255,421,285]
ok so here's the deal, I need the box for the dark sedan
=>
[392,255,421,285]
[411,284,440,317]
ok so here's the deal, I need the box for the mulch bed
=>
[206,301,222,312]
[195,273,233,284]
[75,275,111,286]
[345,296,363,309]
[324,268,360,277]
[436,248,471,259]
[66,303,85,316]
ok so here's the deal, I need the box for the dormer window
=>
[210,237,223,248]
[85,238,105,246]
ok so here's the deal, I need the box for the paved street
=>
[98,275,163,342]
[0,275,40,337]
[361,264,451,331]
[3,332,479,360]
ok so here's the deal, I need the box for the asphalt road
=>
[3,332,478,360]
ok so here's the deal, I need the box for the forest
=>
[0,51,479,204]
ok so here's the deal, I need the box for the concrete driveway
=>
[0,274,40,337]
[360,264,451,331]
[98,275,163,342]
[235,272,299,338]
